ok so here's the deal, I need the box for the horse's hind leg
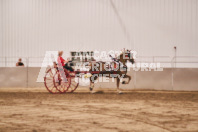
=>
[89,76,94,91]
[89,74,98,93]
[89,80,93,91]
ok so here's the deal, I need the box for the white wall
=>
[0,0,198,59]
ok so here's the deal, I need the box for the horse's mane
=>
[116,52,123,60]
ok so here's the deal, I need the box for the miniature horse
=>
[89,50,135,93]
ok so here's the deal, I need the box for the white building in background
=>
[0,0,198,67]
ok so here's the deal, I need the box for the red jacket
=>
[57,56,65,66]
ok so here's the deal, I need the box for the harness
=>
[109,55,127,72]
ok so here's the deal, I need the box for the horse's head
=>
[126,50,135,64]
[118,49,135,65]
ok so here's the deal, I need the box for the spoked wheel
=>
[44,68,60,94]
[54,69,71,93]
[66,72,79,93]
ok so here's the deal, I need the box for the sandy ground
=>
[0,88,198,132]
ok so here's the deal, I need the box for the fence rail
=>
[0,56,198,68]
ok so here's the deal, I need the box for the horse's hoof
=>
[91,91,96,94]
[122,81,125,84]
[117,91,123,94]
[89,87,93,91]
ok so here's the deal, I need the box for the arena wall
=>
[173,68,198,91]
[0,67,197,91]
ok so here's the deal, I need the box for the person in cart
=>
[57,51,74,72]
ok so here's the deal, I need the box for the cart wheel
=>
[54,69,71,93]
[66,72,79,93]
[44,68,60,94]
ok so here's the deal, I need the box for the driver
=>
[57,51,74,72]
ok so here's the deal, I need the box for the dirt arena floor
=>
[0,88,198,132]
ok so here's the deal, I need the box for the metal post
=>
[5,57,7,67]
[171,69,174,91]
[153,56,155,63]
[171,47,177,91]
[26,57,29,88]
[134,71,136,89]
[174,46,177,68]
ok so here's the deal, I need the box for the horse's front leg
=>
[116,78,123,94]
[122,74,131,84]
[89,81,94,91]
